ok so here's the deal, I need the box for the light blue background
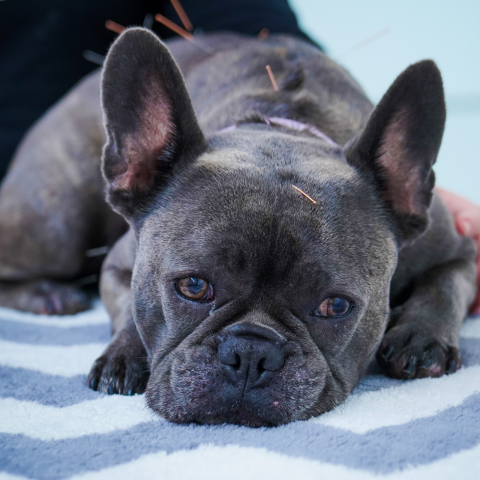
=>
[291,0,480,203]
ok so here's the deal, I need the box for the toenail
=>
[446,359,457,374]
[403,357,418,378]
[420,357,435,369]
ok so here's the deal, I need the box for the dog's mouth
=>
[146,374,318,427]
[145,329,327,426]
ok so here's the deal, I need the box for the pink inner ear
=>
[114,82,176,191]
[378,108,422,216]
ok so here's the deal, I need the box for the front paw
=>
[376,323,461,379]
[87,340,149,395]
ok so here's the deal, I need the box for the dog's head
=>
[101,29,445,426]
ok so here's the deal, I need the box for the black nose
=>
[217,326,285,391]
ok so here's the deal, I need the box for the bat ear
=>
[345,60,446,244]
[101,28,206,218]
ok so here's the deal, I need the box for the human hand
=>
[437,188,480,313]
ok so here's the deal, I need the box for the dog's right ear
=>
[101,28,207,219]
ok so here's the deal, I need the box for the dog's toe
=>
[376,323,461,380]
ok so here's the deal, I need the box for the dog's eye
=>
[176,277,213,302]
[314,297,352,318]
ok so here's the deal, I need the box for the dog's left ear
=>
[101,28,207,219]
[345,60,446,244]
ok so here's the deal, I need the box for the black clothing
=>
[0,0,319,180]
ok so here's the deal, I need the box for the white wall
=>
[291,0,480,202]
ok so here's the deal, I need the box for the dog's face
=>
[101,29,445,426]
[132,134,397,426]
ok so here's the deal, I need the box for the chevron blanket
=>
[1,302,479,480]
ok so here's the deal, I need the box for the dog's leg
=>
[87,231,149,395]
[377,257,476,379]
[0,167,102,314]
[0,281,93,315]
[0,71,126,315]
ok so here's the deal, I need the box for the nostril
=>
[261,347,284,372]
[217,336,285,389]
[257,358,267,375]
[217,340,242,368]
[232,353,241,370]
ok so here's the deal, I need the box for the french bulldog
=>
[0,28,476,426]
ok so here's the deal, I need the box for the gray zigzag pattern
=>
[1,393,480,479]
[1,313,479,478]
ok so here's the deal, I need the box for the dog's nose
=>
[217,326,285,390]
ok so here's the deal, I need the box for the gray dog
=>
[0,28,476,426]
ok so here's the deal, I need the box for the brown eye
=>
[314,297,352,318]
[176,277,213,302]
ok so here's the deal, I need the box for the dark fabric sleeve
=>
[0,0,320,180]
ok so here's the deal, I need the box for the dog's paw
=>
[376,323,461,379]
[87,346,149,395]
[11,281,91,315]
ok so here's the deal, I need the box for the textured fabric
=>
[0,303,479,479]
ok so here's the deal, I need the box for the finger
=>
[455,216,473,237]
